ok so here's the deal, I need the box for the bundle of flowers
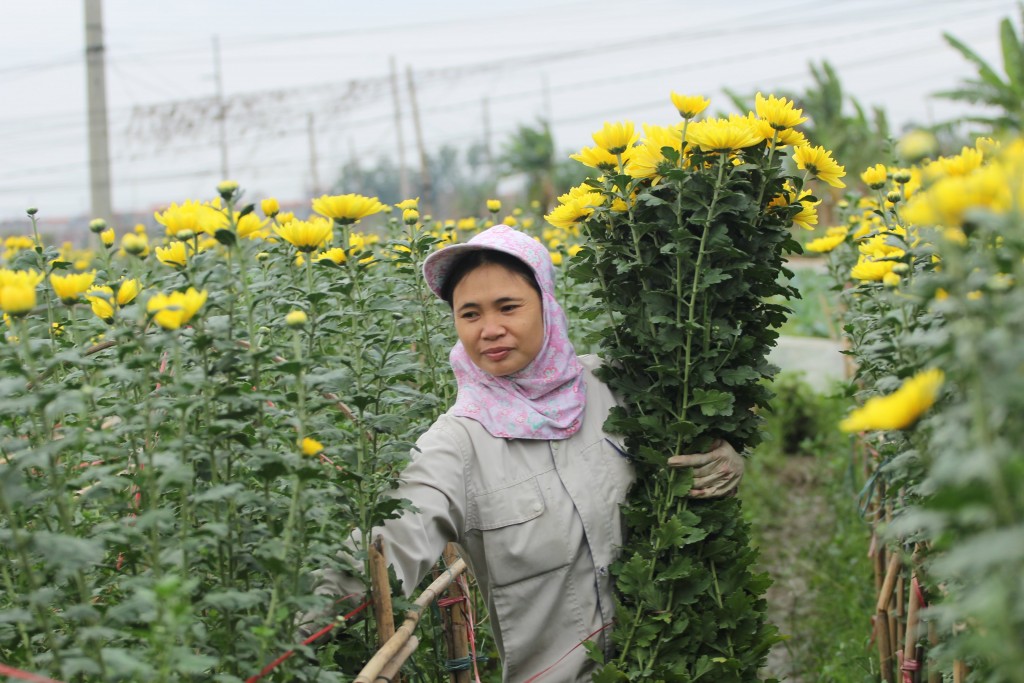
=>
[553,93,846,680]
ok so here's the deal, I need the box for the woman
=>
[301,225,743,681]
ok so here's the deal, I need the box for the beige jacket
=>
[312,354,635,682]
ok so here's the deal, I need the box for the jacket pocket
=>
[471,475,572,586]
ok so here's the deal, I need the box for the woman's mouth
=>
[482,347,511,361]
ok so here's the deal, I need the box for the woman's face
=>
[451,263,544,377]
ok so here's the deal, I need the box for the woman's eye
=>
[501,304,519,313]
[460,311,479,320]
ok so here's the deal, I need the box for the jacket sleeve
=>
[300,415,470,637]
[373,415,470,595]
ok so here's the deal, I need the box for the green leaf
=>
[214,228,237,246]
[690,388,735,416]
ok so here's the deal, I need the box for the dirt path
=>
[756,454,833,682]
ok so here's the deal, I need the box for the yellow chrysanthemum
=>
[312,193,387,224]
[146,288,208,331]
[626,124,685,180]
[285,310,308,328]
[0,284,36,316]
[0,269,42,316]
[154,200,222,238]
[902,165,1009,228]
[769,186,820,230]
[395,198,419,211]
[550,251,563,266]
[117,278,140,305]
[316,247,347,265]
[545,196,600,230]
[792,145,847,188]
[850,258,898,282]
[805,231,847,253]
[924,146,984,180]
[685,117,762,153]
[754,92,807,131]
[747,116,807,147]
[897,130,938,162]
[301,437,325,457]
[275,218,333,253]
[860,163,888,189]
[237,212,269,239]
[858,234,905,260]
[670,92,710,119]
[840,368,944,432]
[591,121,638,155]
[85,286,115,323]
[50,271,96,304]
[155,241,191,268]
[261,197,280,217]
[570,145,623,173]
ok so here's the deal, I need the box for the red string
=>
[522,622,613,683]
[0,663,66,683]
[898,651,921,683]
[245,597,370,683]
[456,574,482,683]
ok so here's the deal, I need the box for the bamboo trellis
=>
[354,538,471,683]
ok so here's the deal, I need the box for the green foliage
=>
[0,206,461,681]
[819,137,1024,680]
[937,7,1024,133]
[565,121,830,678]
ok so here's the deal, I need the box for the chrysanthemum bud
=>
[403,208,420,225]
[883,272,901,287]
[217,180,240,200]
[285,310,308,328]
[256,251,270,262]
[891,262,910,274]
[89,218,108,234]
[26,207,38,216]
[893,169,912,184]
[175,229,196,242]
[100,228,116,248]
[261,197,280,217]
[486,199,501,214]
[122,233,148,256]
[886,190,902,204]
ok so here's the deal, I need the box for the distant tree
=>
[499,119,557,210]
[935,9,1024,135]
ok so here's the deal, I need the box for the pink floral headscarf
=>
[422,225,586,440]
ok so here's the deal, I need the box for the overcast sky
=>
[0,0,1015,224]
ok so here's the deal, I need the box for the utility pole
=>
[307,112,321,196]
[212,35,229,179]
[405,65,432,211]
[83,0,113,222]
[389,56,410,200]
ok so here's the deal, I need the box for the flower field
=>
[806,137,1024,682]
[1,76,1023,683]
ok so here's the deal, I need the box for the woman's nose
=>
[480,316,505,339]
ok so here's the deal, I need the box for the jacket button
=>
[532,502,542,513]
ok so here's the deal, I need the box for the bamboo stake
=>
[901,575,921,683]
[876,611,895,683]
[927,622,940,683]
[369,536,397,651]
[355,559,468,683]
[442,543,471,683]
[953,660,968,683]
[895,573,905,655]
[376,636,419,682]
[876,551,902,613]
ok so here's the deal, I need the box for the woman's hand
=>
[667,439,744,499]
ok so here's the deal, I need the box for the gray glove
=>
[667,439,744,499]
